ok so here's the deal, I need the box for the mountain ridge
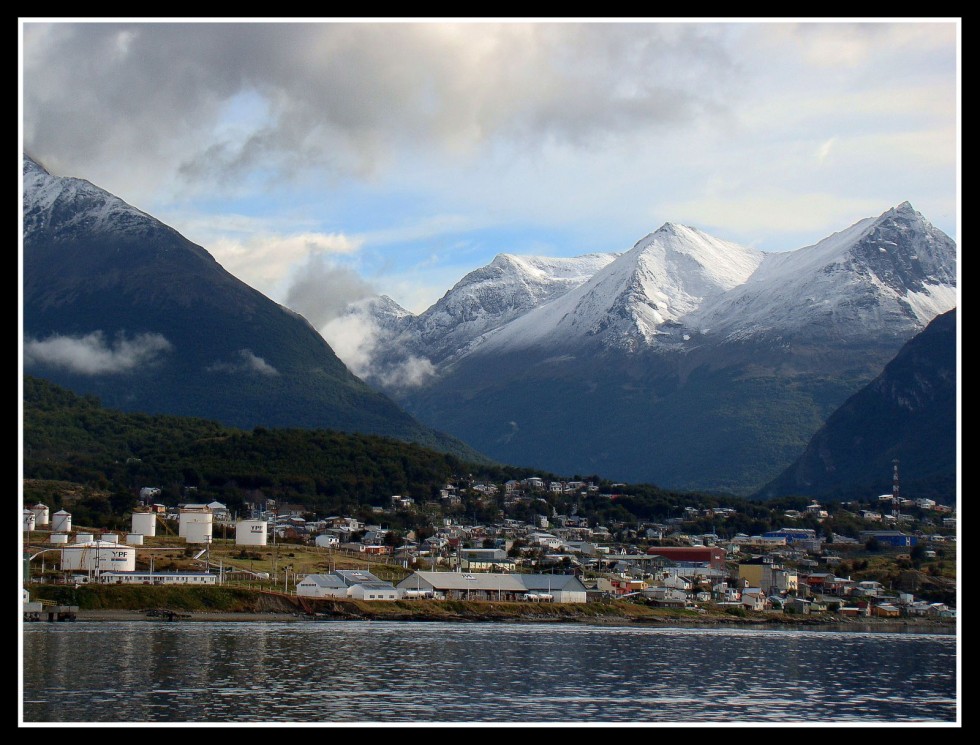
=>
[345,202,956,494]
[22,154,488,463]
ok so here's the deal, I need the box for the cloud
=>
[207,231,365,301]
[319,302,436,390]
[283,255,377,328]
[22,22,739,198]
[815,137,836,162]
[206,349,279,376]
[375,354,436,390]
[23,331,172,374]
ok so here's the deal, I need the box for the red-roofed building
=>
[645,546,727,570]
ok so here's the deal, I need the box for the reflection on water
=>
[22,622,958,724]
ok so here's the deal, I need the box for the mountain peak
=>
[23,153,48,176]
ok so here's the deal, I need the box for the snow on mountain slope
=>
[470,223,765,354]
[390,251,619,364]
[689,202,958,343]
[23,154,161,240]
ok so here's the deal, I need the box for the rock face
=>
[758,309,957,502]
[22,154,480,459]
[351,203,956,495]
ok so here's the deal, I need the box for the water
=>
[21,621,958,724]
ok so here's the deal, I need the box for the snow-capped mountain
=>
[689,202,957,345]
[348,251,619,386]
[469,223,765,355]
[24,153,164,241]
[356,203,955,376]
[411,252,619,360]
[365,201,956,495]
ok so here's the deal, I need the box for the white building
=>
[98,571,216,585]
[30,503,50,527]
[131,510,158,537]
[396,571,588,603]
[295,569,399,600]
[235,519,268,546]
[51,510,72,532]
[60,541,136,574]
[179,507,213,544]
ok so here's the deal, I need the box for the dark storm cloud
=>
[23,22,738,189]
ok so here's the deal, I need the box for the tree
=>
[909,543,927,568]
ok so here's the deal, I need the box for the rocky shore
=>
[69,604,956,633]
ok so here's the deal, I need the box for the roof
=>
[334,569,382,585]
[297,574,347,589]
[520,574,588,592]
[398,571,527,592]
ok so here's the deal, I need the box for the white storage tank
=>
[179,508,213,544]
[51,510,72,533]
[60,541,136,573]
[31,503,50,527]
[23,510,36,532]
[235,519,268,546]
[100,534,119,544]
[50,533,69,544]
[131,511,157,537]
[126,533,144,545]
[75,533,94,544]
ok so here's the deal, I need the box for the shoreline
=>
[60,608,956,633]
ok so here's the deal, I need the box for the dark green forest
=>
[23,376,950,540]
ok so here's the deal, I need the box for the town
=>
[22,473,957,623]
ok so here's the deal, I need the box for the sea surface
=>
[21,621,958,725]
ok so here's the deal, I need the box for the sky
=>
[20,18,960,331]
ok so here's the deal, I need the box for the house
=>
[852,580,885,598]
[740,587,768,611]
[784,597,812,615]
[206,501,231,521]
[641,586,689,607]
[872,603,901,618]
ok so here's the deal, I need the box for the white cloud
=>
[23,331,172,374]
[815,137,836,163]
[206,349,279,376]
[207,231,365,301]
[319,311,436,390]
[283,255,377,328]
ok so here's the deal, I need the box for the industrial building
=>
[30,503,50,527]
[296,569,398,599]
[235,519,268,546]
[97,571,217,585]
[644,546,727,570]
[60,541,136,574]
[51,510,72,532]
[178,506,213,544]
[395,571,589,603]
[131,510,158,537]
